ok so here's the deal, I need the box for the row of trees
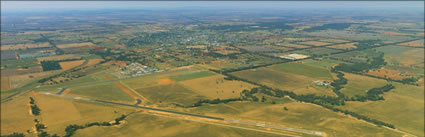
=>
[29,97,40,116]
[64,114,127,137]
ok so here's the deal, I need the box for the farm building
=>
[313,80,330,86]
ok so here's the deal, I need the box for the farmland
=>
[1,3,424,137]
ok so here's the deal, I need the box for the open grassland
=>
[179,75,257,99]
[398,39,424,47]
[190,101,403,137]
[298,41,331,46]
[304,30,412,42]
[59,60,85,70]
[30,94,134,136]
[74,112,285,137]
[70,82,134,102]
[337,83,424,136]
[136,83,205,106]
[0,93,35,135]
[238,46,278,52]
[1,42,51,50]
[57,42,97,49]
[327,42,358,50]
[232,63,335,96]
[170,71,215,82]
[85,59,104,66]
[340,73,389,97]
[8,70,60,90]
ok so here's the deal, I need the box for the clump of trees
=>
[29,97,40,116]
[40,61,62,71]
[1,132,25,137]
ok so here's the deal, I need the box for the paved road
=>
[40,92,324,136]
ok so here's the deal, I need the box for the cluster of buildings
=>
[120,62,159,76]
[313,80,330,86]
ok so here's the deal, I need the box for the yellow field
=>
[398,39,424,47]
[1,93,36,135]
[1,42,50,50]
[36,54,80,62]
[59,60,85,70]
[57,42,96,49]
[298,41,331,46]
[8,71,60,89]
[190,101,403,137]
[179,75,257,99]
[1,77,11,91]
[327,42,358,50]
[85,59,104,66]
[366,67,408,80]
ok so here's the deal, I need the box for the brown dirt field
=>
[1,66,43,77]
[158,78,175,85]
[1,77,11,91]
[104,75,113,80]
[284,43,310,48]
[398,40,424,47]
[299,41,331,46]
[1,42,50,50]
[327,42,358,50]
[367,68,406,80]
[36,54,80,63]
[59,60,85,71]
[57,42,96,49]
[375,31,410,36]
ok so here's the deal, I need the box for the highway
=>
[40,92,324,136]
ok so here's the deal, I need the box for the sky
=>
[2,1,424,11]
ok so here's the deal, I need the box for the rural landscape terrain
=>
[1,2,424,137]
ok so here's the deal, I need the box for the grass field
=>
[1,77,11,91]
[337,83,424,136]
[0,93,35,135]
[36,54,81,62]
[340,73,389,97]
[170,71,215,82]
[302,58,347,69]
[70,82,134,102]
[1,42,51,50]
[292,48,342,56]
[179,75,257,99]
[1,58,40,69]
[73,112,287,137]
[398,39,424,47]
[136,83,205,106]
[190,101,403,137]
[57,42,97,49]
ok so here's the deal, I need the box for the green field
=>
[170,71,215,82]
[340,73,389,97]
[1,58,40,69]
[271,62,333,79]
[70,83,134,102]
[337,83,424,136]
[137,83,206,106]
[292,47,342,56]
